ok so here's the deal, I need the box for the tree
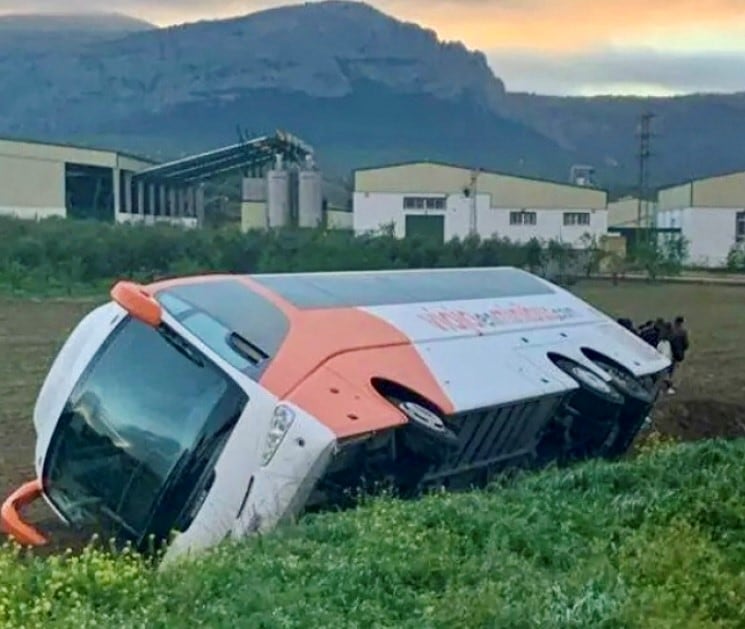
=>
[578,232,610,278]
[545,239,576,284]
[633,231,689,280]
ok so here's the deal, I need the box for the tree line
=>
[0,216,689,295]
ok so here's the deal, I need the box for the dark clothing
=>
[639,324,660,347]
[617,317,635,332]
[670,328,689,362]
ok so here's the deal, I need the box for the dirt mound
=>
[652,399,745,441]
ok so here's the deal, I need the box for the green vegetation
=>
[0,216,692,297]
[727,243,745,272]
[0,216,739,625]
[1,438,743,627]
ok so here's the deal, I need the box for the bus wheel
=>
[589,360,655,458]
[391,398,460,464]
[552,357,626,460]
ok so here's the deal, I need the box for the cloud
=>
[2,0,745,45]
[0,0,278,25]
[488,47,745,95]
[1,0,744,95]
[382,0,745,53]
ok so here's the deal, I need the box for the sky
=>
[1,0,744,96]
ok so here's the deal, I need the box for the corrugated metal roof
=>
[353,159,609,194]
[132,131,313,184]
[0,134,158,164]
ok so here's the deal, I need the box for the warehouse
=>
[0,132,324,228]
[353,161,608,246]
[0,136,161,223]
[656,170,745,267]
[607,196,654,228]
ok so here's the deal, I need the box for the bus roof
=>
[249,267,555,310]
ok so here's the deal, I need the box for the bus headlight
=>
[260,405,295,467]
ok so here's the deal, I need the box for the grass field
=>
[0,279,744,625]
[1,279,744,556]
[1,439,743,627]
[577,281,745,441]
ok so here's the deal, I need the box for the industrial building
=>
[239,152,324,231]
[0,131,348,230]
[127,131,327,230]
[607,196,653,228]
[353,161,608,246]
[656,170,745,267]
[0,137,157,222]
[239,155,352,231]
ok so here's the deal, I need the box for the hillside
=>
[506,91,745,188]
[1,438,743,626]
[0,12,153,32]
[0,12,153,52]
[0,1,744,187]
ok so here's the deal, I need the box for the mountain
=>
[0,12,154,33]
[0,1,743,189]
[504,92,745,189]
[0,2,576,181]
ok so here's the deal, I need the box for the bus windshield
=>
[42,315,247,547]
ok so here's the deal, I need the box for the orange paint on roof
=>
[144,273,454,437]
[146,273,238,293]
[255,302,454,438]
[286,343,454,439]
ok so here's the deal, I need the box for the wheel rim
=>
[569,365,615,396]
[400,402,445,432]
[599,362,650,399]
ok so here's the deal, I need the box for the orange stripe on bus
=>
[146,274,454,437]
[258,306,454,438]
[146,273,237,293]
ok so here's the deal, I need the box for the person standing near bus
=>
[668,315,690,394]
[655,321,675,394]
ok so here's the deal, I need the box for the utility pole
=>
[636,111,655,243]
[469,169,479,236]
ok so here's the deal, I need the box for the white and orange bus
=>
[2,267,669,562]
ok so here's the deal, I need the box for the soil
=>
[1,280,744,555]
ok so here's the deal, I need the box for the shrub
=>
[0,217,590,294]
[726,242,745,272]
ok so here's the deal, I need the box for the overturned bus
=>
[1,268,670,562]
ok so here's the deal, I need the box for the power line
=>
[636,111,656,242]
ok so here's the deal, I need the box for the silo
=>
[266,154,290,228]
[298,154,323,228]
[241,176,267,231]
[242,177,266,202]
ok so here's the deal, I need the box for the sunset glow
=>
[0,0,743,95]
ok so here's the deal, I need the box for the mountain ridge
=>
[0,1,743,189]
[0,12,155,32]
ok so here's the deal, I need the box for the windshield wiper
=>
[97,503,140,539]
[189,410,242,469]
[60,490,140,540]
[157,325,205,368]
[143,408,243,538]
[152,446,193,508]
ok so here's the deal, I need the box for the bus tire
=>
[553,358,626,460]
[585,357,656,458]
[393,399,460,464]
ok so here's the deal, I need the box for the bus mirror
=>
[111,281,163,328]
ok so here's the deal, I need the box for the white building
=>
[353,161,608,246]
[657,170,745,268]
